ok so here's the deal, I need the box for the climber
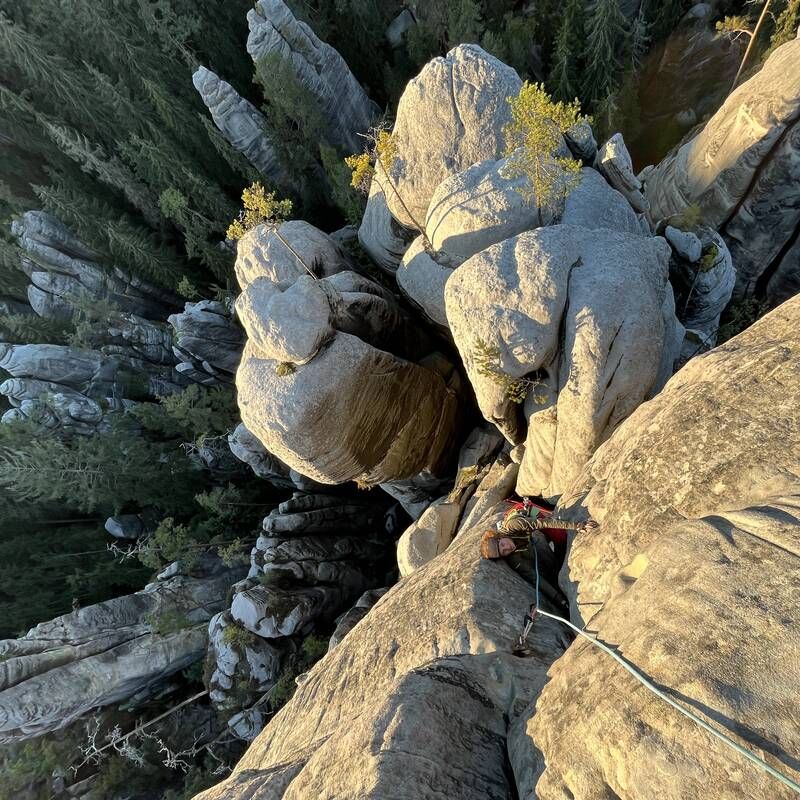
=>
[479,499,597,610]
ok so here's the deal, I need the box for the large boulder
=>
[513,294,800,799]
[192,66,286,185]
[235,223,460,486]
[193,462,571,800]
[385,44,522,228]
[445,225,681,499]
[246,0,378,153]
[644,37,800,304]
[0,562,241,742]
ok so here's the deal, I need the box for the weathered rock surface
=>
[228,422,295,488]
[234,220,348,291]
[424,153,541,263]
[396,236,453,328]
[0,343,183,401]
[561,167,649,236]
[445,225,680,498]
[11,211,177,322]
[193,66,286,184]
[644,37,800,304]
[596,133,649,214]
[0,561,242,742]
[516,294,800,799]
[235,222,461,485]
[169,300,244,385]
[194,462,570,800]
[205,610,291,727]
[396,425,503,575]
[668,226,736,360]
[386,44,522,228]
[357,180,413,273]
[327,587,388,651]
[246,0,378,153]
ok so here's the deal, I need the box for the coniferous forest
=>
[1,0,799,797]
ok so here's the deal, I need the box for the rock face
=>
[169,300,244,385]
[228,493,389,639]
[515,294,800,799]
[246,0,378,153]
[195,299,800,800]
[445,225,681,499]
[234,222,461,485]
[327,587,388,651]
[666,225,736,360]
[11,211,177,322]
[357,180,413,274]
[0,561,241,742]
[194,461,571,800]
[385,44,522,228]
[596,133,648,214]
[644,37,800,304]
[192,66,286,184]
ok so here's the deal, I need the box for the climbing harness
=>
[517,548,800,794]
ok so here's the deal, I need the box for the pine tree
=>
[584,0,628,106]
[549,0,584,101]
[447,0,484,48]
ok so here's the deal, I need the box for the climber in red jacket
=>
[480,498,597,605]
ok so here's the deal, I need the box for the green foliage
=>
[275,361,297,377]
[671,204,704,231]
[0,418,201,515]
[698,243,720,272]
[472,338,548,405]
[0,312,70,345]
[583,0,628,107]
[132,384,238,441]
[0,734,74,796]
[764,0,800,58]
[0,0,254,290]
[320,143,365,226]
[268,633,329,712]
[227,182,293,241]
[138,517,201,570]
[221,623,257,649]
[218,538,250,567]
[548,0,583,101]
[501,82,587,212]
[717,297,769,344]
[145,608,194,635]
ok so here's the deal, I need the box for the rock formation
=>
[194,293,800,800]
[11,211,178,322]
[520,294,800,799]
[193,458,571,800]
[0,559,242,742]
[234,221,462,485]
[246,0,378,153]
[644,36,800,305]
[665,224,736,360]
[169,300,244,386]
[384,44,523,229]
[445,225,682,499]
[192,66,286,184]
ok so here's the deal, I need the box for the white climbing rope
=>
[527,548,800,794]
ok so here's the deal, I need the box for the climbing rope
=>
[522,548,800,794]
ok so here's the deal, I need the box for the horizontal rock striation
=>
[0,560,242,742]
[193,65,286,185]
